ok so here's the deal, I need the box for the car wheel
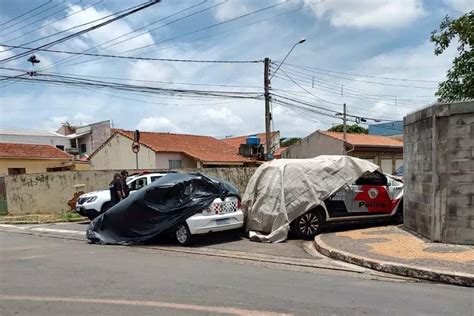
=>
[394,200,404,224]
[101,202,112,213]
[293,209,324,240]
[175,223,193,246]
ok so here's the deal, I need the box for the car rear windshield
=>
[355,171,387,186]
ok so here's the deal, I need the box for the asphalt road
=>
[1,231,473,315]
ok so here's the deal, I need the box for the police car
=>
[291,171,404,240]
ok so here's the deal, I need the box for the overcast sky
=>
[0,0,471,138]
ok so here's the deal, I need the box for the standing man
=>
[109,173,123,207]
[120,170,130,198]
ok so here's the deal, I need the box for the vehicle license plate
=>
[216,219,230,225]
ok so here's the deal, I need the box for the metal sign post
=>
[132,130,140,170]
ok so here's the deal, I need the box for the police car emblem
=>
[368,188,378,199]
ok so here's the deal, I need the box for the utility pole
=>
[264,57,272,159]
[343,103,347,143]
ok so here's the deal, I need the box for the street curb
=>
[314,235,474,287]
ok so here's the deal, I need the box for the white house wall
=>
[282,132,345,158]
[0,134,70,149]
[155,152,197,169]
[90,134,155,170]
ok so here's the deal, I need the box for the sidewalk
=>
[314,225,474,287]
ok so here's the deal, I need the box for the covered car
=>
[87,173,243,245]
[242,155,382,243]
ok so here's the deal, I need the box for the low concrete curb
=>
[314,235,474,287]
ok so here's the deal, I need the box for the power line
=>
[275,60,441,83]
[42,71,262,89]
[38,0,221,71]
[0,44,262,63]
[56,0,324,71]
[277,68,341,106]
[272,74,423,109]
[0,73,263,100]
[2,0,104,44]
[271,71,428,109]
[272,61,437,90]
[52,0,292,70]
[273,89,404,121]
[0,1,55,30]
[274,64,436,100]
[0,0,159,62]
[1,0,83,39]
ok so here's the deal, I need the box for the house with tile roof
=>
[282,130,403,174]
[89,130,253,170]
[0,143,88,175]
[222,131,280,156]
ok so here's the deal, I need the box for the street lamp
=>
[270,38,306,80]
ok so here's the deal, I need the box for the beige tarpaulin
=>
[242,155,379,243]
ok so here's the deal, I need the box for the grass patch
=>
[0,212,87,224]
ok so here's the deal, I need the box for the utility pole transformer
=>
[264,57,272,159]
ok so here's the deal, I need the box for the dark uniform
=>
[109,178,123,206]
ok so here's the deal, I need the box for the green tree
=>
[430,11,474,101]
[280,137,300,147]
[328,124,368,134]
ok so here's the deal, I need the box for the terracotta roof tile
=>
[116,130,250,164]
[0,143,73,160]
[273,146,288,158]
[321,131,403,148]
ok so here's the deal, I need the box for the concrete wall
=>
[0,158,72,175]
[90,134,156,170]
[0,133,70,149]
[2,170,119,214]
[75,120,111,156]
[404,101,474,245]
[348,150,403,174]
[0,167,257,215]
[282,131,345,158]
[89,120,111,154]
[155,152,197,169]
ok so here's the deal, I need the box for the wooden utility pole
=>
[264,57,272,159]
[343,103,347,143]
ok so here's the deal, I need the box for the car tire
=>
[175,223,193,246]
[292,209,324,240]
[101,202,112,213]
[393,200,404,224]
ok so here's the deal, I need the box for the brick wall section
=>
[404,101,474,245]
[1,167,257,215]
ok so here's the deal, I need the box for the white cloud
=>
[47,4,154,53]
[195,107,244,134]
[443,0,473,12]
[73,113,94,125]
[305,0,425,29]
[128,60,176,82]
[137,116,178,132]
[0,46,14,60]
[214,2,251,21]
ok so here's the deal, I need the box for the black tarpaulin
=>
[86,173,239,245]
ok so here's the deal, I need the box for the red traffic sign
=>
[131,141,140,153]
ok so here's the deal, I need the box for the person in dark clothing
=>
[120,170,130,198]
[109,173,123,207]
